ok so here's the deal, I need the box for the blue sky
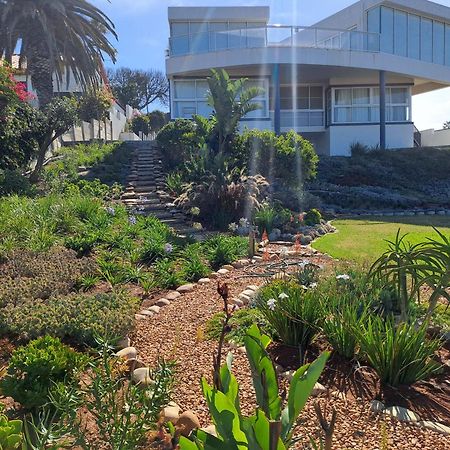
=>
[93,0,450,130]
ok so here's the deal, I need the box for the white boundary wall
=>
[421,128,450,147]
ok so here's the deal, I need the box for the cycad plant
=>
[207,69,264,154]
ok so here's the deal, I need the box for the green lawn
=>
[313,215,450,264]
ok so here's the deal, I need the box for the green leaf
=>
[179,436,202,450]
[244,325,282,421]
[201,378,247,449]
[194,430,231,450]
[281,352,329,442]
[219,353,240,413]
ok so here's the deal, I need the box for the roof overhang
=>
[168,6,270,23]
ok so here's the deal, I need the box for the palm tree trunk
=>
[30,132,53,182]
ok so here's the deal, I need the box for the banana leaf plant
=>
[179,325,329,450]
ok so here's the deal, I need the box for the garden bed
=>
[131,254,450,449]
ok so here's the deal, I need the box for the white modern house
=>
[165,0,450,156]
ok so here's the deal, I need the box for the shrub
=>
[130,114,150,135]
[77,87,113,123]
[1,292,138,346]
[254,201,278,234]
[204,235,247,270]
[0,336,87,409]
[30,342,174,450]
[156,119,198,170]
[0,169,34,196]
[205,308,273,346]
[0,404,22,449]
[321,292,370,359]
[181,249,210,282]
[165,171,184,197]
[152,258,182,289]
[255,280,322,355]
[304,208,322,226]
[355,316,442,386]
[0,247,95,307]
[350,141,369,156]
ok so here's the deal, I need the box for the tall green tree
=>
[0,0,117,108]
[207,69,264,154]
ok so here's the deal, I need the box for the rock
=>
[269,228,281,241]
[237,346,246,353]
[198,278,211,285]
[210,272,219,279]
[281,370,295,381]
[222,265,234,271]
[201,424,218,437]
[177,284,195,293]
[132,368,154,387]
[241,289,256,298]
[166,291,181,300]
[217,268,229,275]
[231,298,244,307]
[116,336,130,349]
[312,382,327,396]
[126,358,146,371]
[134,314,147,320]
[300,235,312,245]
[148,305,161,314]
[140,310,154,317]
[176,411,201,437]
[426,210,436,215]
[247,285,259,292]
[370,400,385,413]
[416,421,450,435]
[156,298,171,307]
[233,259,248,269]
[161,402,181,424]
[116,347,137,361]
[238,293,251,303]
[383,406,419,422]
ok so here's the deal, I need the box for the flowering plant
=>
[0,64,34,106]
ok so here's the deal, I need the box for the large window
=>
[332,86,410,124]
[367,6,450,65]
[170,21,266,55]
[172,78,269,119]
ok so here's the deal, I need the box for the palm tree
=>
[0,0,117,108]
[207,69,264,154]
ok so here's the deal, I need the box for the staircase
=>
[121,142,204,237]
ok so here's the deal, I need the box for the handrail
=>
[168,24,381,56]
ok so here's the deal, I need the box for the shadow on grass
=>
[81,143,134,187]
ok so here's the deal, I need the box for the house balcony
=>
[168,25,381,57]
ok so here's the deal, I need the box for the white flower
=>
[310,282,318,289]
[228,222,238,232]
[239,217,249,228]
[278,292,289,300]
[336,274,351,281]
[164,243,173,254]
[267,298,277,311]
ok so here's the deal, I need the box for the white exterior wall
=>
[421,128,450,146]
[328,123,414,156]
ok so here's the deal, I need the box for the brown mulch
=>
[133,254,450,450]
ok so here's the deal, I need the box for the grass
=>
[313,215,450,263]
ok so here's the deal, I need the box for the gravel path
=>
[132,256,450,449]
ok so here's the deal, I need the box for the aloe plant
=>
[179,325,329,449]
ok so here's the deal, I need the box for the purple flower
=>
[164,243,173,254]
[106,206,115,216]
[128,215,137,225]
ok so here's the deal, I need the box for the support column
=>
[273,64,281,135]
[379,70,386,150]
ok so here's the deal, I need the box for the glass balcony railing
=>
[169,25,381,56]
